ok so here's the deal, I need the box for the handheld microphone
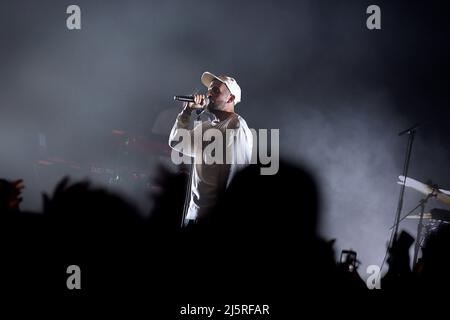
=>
[173,95,196,102]
[173,95,209,108]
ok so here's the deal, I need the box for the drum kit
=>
[398,175,450,220]
[397,175,450,263]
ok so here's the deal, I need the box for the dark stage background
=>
[1,0,449,278]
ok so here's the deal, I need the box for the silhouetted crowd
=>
[1,160,450,310]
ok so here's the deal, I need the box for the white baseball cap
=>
[201,71,241,105]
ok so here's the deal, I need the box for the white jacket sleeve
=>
[168,107,201,158]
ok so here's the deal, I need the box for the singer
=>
[169,72,253,224]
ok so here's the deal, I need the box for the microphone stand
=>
[382,124,418,271]
[412,193,433,267]
[388,200,429,230]
[180,163,193,228]
[180,109,204,228]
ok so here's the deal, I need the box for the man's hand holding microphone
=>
[174,94,209,112]
[188,94,208,110]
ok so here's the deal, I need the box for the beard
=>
[206,99,225,111]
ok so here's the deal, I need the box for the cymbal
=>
[406,209,450,222]
[406,213,432,219]
[398,176,450,207]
